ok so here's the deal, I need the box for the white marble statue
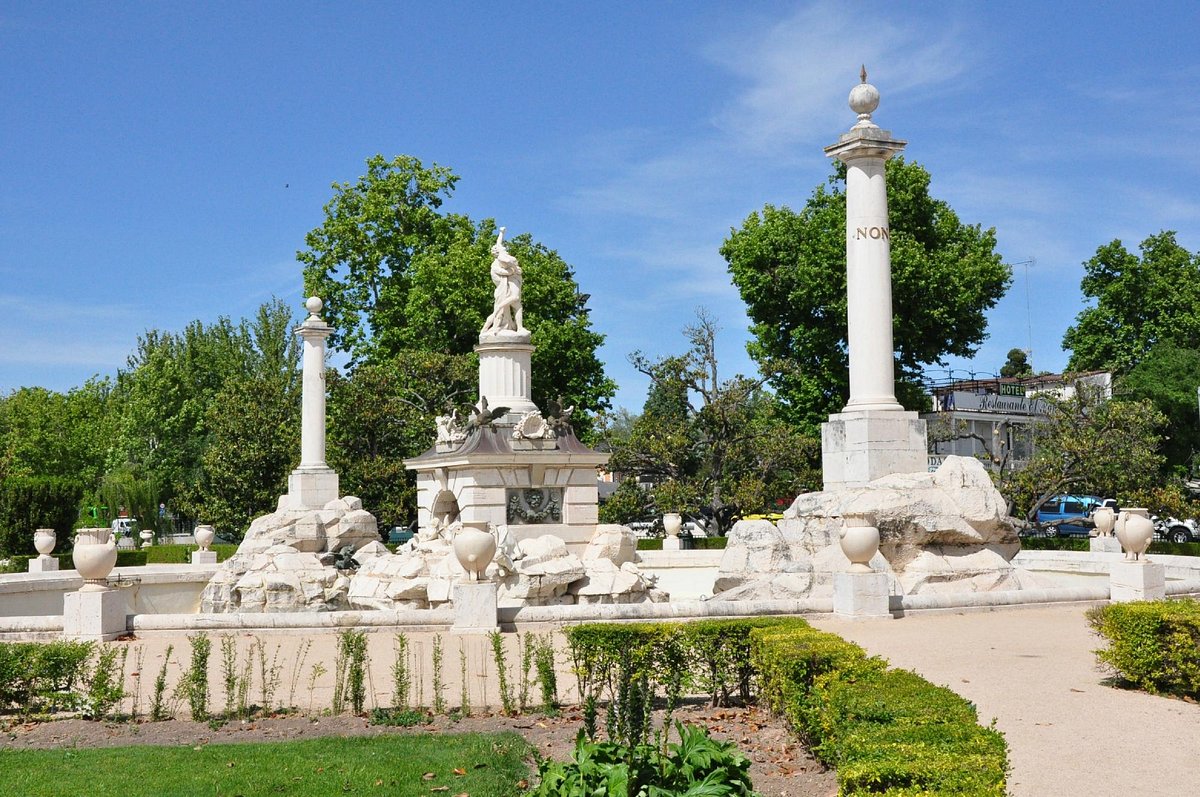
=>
[480,227,526,335]
[434,409,467,445]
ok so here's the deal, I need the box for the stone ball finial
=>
[849,65,880,122]
[305,296,323,316]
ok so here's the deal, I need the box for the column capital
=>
[824,127,907,163]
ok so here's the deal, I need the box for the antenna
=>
[1006,258,1036,369]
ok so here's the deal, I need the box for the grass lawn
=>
[0,732,532,797]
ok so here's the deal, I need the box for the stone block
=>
[191,550,218,565]
[28,555,59,573]
[661,536,682,551]
[821,409,927,491]
[63,589,127,641]
[832,571,891,618]
[452,580,499,634]
[1109,560,1166,602]
[286,467,340,510]
[1090,536,1122,554]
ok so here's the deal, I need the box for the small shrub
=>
[489,630,515,715]
[391,633,411,710]
[220,635,239,716]
[0,640,93,714]
[333,630,368,714]
[182,633,211,721]
[81,645,126,720]
[369,706,429,727]
[149,644,174,722]
[431,633,446,715]
[1088,599,1200,696]
[534,634,558,714]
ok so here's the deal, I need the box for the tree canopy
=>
[604,312,820,534]
[999,348,1033,379]
[1119,341,1200,474]
[722,158,1009,432]
[1064,231,1200,374]
[299,154,614,432]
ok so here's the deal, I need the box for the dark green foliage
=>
[144,544,238,564]
[1064,231,1200,375]
[1088,599,1200,697]
[0,475,85,556]
[489,630,516,716]
[1019,536,1200,557]
[368,706,429,727]
[183,633,212,721]
[636,537,729,551]
[724,158,1009,432]
[0,641,93,714]
[999,348,1033,379]
[598,478,653,526]
[1120,341,1200,472]
[82,645,126,720]
[534,635,559,714]
[534,723,755,797]
[150,644,174,721]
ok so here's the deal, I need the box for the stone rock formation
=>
[713,456,1043,600]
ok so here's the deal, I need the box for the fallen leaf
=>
[452,768,466,776]
[422,773,437,781]
[430,787,450,793]
[516,780,529,789]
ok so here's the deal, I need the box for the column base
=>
[833,571,892,618]
[821,409,928,491]
[285,467,340,510]
[29,555,59,573]
[662,536,682,551]
[1110,560,1166,602]
[63,589,127,641]
[451,581,500,634]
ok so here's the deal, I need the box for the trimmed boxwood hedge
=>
[565,617,1008,796]
[1020,536,1200,557]
[1087,598,1200,697]
[3,544,238,573]
[635,536,729,551]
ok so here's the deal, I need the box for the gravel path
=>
[813,603,1200,797]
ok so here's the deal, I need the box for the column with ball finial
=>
[820,68,927,490]
[286,296,339,509]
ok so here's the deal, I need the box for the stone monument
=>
[820,67,927,491]
[285,297,339,509]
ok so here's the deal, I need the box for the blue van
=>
[1035,495,1103,536]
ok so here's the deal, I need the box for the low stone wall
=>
[0,565,215,618]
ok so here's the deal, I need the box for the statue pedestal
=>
[451,581,499,634]
[661,536,682,551]
[1110,560,1165,603]
[63,589,126,641]
[192,550,218,565]
[833,571,891,618]
[29,555,59,573]
[1090,536,1122,554]
[475,333,538,420]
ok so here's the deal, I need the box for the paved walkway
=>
[812,604,1200,797]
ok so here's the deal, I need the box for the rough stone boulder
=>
[200,495,381,613]
[499,535,586,604]
[582,524,637,566]
[202,544,348,613]
[712,456,1026,601]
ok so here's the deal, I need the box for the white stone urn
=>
[662,512,683,539]
[194,524,216,551]
[1092,506,1116,538]
[1115,508,1154,561]
[33,528,56,556]
[839,513,880,573]
[72,527,118,591]
[139,529,154,548]
[453,521,497,582]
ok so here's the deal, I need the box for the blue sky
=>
[2,2,1198,411]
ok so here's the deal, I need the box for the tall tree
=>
[1119,341,1200,473]
[299,155,614,435]
[722,158,1009,432]
[999,348,1033,379]
[0,379,115,486]
[607,312,820,534]
[326,351,475,527]
[1064,231,1200,374]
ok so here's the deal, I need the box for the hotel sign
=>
[943,391,1049,416]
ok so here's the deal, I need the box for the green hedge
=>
[1087,599,1200,697]
[1020,536,1200,557]
[565,618,1008,796]
[635,536,729,551]
[0,641,93,713]
[144,544,238,564]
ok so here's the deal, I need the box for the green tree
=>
[0,379,116,486]
[1119,341,1200,473]
[722,158,1009,432]
[607,312,820,534]
[1064,231,1200,374]
[299,155,614,436]
[326,350,475,526]
[999,348,1033,379]
[1002,388,1165,525]
[597,477,653,526]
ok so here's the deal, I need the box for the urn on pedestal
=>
[34,528,56,556]
[1092,506,1116,538]
[839,513,880,573]
[453,521,497,582]
[194,525,216,551]
[72,527,118,591]
[662,513,683,539]
[1115,508,1154,561]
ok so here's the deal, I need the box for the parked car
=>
[1035,495,1103,536]
[1158,516,1199,544]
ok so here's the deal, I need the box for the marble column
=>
[286,296,339,509]
[820,70,927,490]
